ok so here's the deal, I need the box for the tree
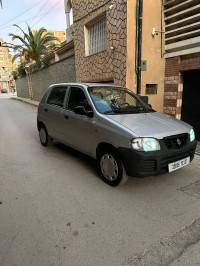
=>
[9,24,61,99]
[9,24,60,62]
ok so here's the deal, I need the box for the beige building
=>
[127,0,165,111]
[32,30,66,44]
[0,38,12,92]
[8,54,18,71]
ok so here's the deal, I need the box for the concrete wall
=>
[16,76,29,98]
[16,56,76,102]
[126,0,165,112]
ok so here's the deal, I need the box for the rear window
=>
[47,87,67,107]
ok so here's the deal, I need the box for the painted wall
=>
[126,0,165,112]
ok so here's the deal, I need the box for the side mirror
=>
[86,111,94,118]
[74,106,94,118]
[74,106,86,115]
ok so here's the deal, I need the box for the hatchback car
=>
[1,88,7,93]
[37,83,197,186]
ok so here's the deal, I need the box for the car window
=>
[47,87,67,107]
[67,87,90,111]
[88,87,154,114]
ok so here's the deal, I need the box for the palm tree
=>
[9,24,61,100]
[9,24,60,62]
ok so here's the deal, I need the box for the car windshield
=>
[88,86,155,114]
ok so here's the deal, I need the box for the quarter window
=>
[47,87,67,107]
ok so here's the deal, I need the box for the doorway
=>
[181,70,200,140]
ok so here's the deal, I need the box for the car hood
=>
[107,112,192,139]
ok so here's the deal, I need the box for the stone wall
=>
[72,0,127,87]
[16,56,76,102]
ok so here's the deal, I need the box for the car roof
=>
[50,82,124,88]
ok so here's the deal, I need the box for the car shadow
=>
[52,141,101,178]
[38,139,191,191]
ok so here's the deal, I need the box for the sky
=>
[0,0,67,54]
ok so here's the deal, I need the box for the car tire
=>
[39,126,53,147]
[99,147,128,186]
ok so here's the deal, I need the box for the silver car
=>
[37,83,197,186]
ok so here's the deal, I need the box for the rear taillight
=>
[37,103,40,113]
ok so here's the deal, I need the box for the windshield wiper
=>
[104,109,141,114]
[104,109,122,114]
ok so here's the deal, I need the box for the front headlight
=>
[190,129,195,142]
[131,138,160,152]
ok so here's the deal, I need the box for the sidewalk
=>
[171,240,200,265]
[196,141,200,155]
[11,96,39,107]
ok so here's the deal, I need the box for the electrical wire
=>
[0,7,64,31]
[32,0,63,28]
[0,0,46,29]
[29,0,48,26]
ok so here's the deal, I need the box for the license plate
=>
[168,157,190,172]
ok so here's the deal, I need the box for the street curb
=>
[195,142,200,156]
[11,97,39,107]
[123,218,200,266]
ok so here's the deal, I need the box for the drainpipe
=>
[137,0,143,95]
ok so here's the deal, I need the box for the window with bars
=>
[87,17,107,56]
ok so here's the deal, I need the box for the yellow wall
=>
[126,0,165,112]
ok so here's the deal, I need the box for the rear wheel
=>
[39,126,53,147]
[99,147,128,186]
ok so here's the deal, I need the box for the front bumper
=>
[118,140,197,177]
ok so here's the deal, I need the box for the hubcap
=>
[40,128,47,144]
[100,154,118,181]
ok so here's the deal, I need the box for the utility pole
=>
[137,0,143,95]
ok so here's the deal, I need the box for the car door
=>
[60,86,93,155]
[43,86,68,140]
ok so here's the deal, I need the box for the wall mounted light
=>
[152,27,165,37]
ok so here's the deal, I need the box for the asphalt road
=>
[1,95,200,266]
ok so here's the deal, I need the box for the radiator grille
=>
[163,133,188,149]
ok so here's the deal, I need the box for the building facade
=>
[163,0,200,139]
[126,0,165,111]
[32,30,66,44]
[0,38,12,92]
[8,54,18,71]
[65,0,165,112]
[71,0,127,87]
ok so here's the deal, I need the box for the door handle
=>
[64,115,69,120]
[44,108,48,112]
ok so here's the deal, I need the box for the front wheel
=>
[99,148,128,186]
[39,126,53,147]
